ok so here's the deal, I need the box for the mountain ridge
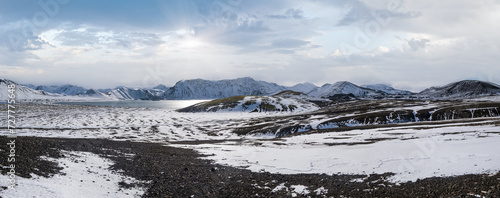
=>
[3,77,498,100]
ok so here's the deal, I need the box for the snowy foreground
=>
[1,101,500,196]
[0,151,145,197]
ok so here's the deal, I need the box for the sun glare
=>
[182,37,203,48]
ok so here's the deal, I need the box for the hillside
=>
[177,94,318,113]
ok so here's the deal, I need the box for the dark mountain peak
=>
[419,80,500,98]
[235,77,255,81]
[85,89,101,95]
[153,84,169,90]
[449,80,499,89]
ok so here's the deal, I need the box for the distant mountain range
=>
[1,77,499,101]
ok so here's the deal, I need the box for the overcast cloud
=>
[1,0,499,91]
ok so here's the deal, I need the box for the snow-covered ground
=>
[2,104,278,142]
[1,101,500,195]
[0,151,146,197]
[178,120,500,182]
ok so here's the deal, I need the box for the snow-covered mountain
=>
[8,77,500,101]
[33,84,88,95]
[418,80,500,98]
[361,84,413,95]
[308,81,384,98]
[25,83,165,100]
[287,83,318,94]
[77,89,111,99]
[163,77,286,99]
[107,87,156,100]
[149,85,169,97]
[152,84,169,91]
[0,79,56,100]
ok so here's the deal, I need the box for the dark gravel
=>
[1,136,499,197]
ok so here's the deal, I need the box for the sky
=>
[1,0,500,92]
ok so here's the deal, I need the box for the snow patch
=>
[0,151,146,197]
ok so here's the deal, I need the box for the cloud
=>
[267,8,304,19]
[406,38,430,51]
[271,39,310,48]
[0,20,51,52]
[0,0,499,91]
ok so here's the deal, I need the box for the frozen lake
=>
[56,100,207,110]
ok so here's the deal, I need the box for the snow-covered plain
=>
[1,101,500,196]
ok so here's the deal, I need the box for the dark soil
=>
[1,136,499,197]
